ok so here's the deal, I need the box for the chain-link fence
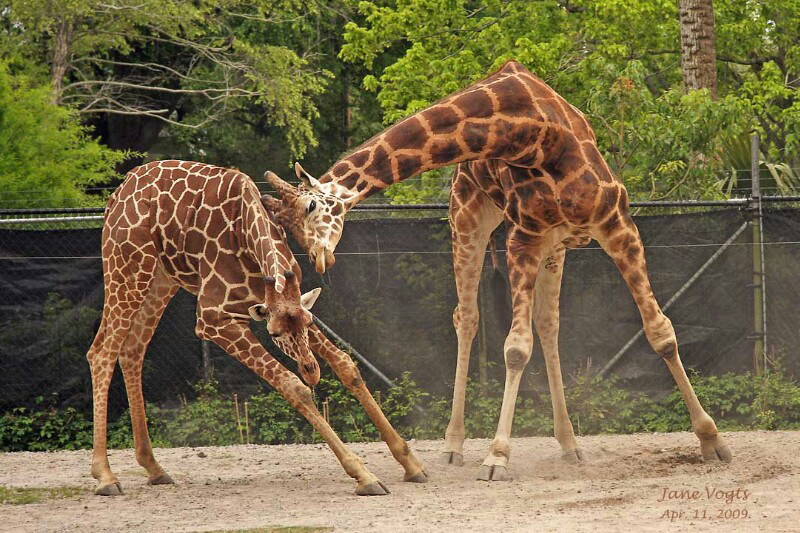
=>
[1,202,799,419]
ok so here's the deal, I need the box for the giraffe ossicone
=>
[269,59,732,480]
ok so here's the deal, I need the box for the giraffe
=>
[87,160,426,496]
[264,60,733,481]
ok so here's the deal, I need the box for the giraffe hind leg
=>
[532,245,583,463]
[86,313,123,495]
[89,244,160,495]
[118,267,178,486]
[594,215,732,463]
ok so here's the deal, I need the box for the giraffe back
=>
[105,160,298,308]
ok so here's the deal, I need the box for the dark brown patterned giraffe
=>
[87,160,426,496]
[265,60,732,480]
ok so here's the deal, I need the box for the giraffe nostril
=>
[303,364,314,374]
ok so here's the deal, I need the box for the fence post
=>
[750,132,767,375]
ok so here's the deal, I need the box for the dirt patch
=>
[656,448,705,465]
[557,495,632,510]
[1,431,798,533]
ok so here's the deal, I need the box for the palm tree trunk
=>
[679,0,718,99]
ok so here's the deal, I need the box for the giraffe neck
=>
[239,178,295,290]
[316,60,605,208]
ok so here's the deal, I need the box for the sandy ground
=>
[0,431,798,533]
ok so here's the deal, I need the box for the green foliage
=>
[0,395,92,451]
[563,372,651,435]
[641,364,800,432]
[340,0,800,201]
[146,379,241,447]
[0,485,83,505]
[4,365,799,451]
[0,62,125,208]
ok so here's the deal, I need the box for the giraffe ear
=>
[300,287,322,310]
[295,162,321,190]
[248,304,268,321]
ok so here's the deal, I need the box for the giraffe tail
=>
[487,235,512,331]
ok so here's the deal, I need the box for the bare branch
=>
[62,79,258,99]
[71,57,224,85]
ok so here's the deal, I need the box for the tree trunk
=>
[51,19,72,105]
[679,0,718,99]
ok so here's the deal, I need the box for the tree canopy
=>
[340,0,799,200]
[1,0,798,207]
[0,62,125,208]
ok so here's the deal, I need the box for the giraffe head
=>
[263,164,347,274]
[248,270,322,386]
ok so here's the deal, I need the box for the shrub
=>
[0,395,91,451]
[2,365,799,451]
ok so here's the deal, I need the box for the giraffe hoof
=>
[95,481,124,496]
[356,480,390,496]
[702,444,733,463]
[147,473,175,485]
[700,435,733,463]
[561,449,585,464]
[404,470,429,483]
[439,451,464,467]
[477,465,510,482]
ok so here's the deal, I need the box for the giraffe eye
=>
[307,200,317,213]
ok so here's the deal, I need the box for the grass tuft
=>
[0,485,83,505]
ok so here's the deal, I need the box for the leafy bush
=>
[2,366,799,452]
[640,364,800,433]
[0,61,126,208]
[0,395,92,451]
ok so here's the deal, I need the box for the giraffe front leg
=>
[533,246,582,463]
[199,317,389,495]
[309,325,427,483]
[478,233,542,482]
[119,271,178,486]
[443,175,503,467]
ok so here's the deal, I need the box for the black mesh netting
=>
[1,208,798,416]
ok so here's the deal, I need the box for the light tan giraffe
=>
[87,160,426,496]
[264,60,732,481]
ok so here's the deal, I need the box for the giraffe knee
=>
[504,346,531,371]
[344,365,364,389]
[657,340,678,360]
[289,378,314,407]
[648,317,678,359]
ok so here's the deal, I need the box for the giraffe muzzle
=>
[299,359,321,387]
[312,248,335,274]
